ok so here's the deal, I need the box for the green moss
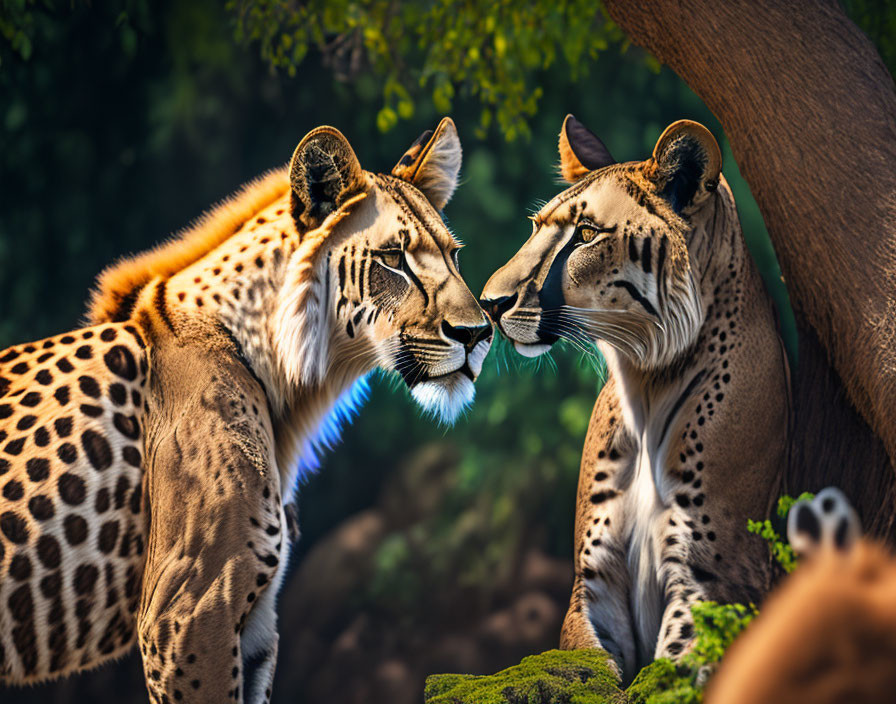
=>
[626,659,700,704]
[424,649,623,704]
[424,650,707,704]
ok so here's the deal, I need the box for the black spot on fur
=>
[63,515,88,545]
[57,443,78,464]
[26,458,50,482]
[54,417,73,437]
[20,391,41,407]
[3,479,24,501]
[53,385,71,405]
[33,426,50,447]
[104,346,138,380]
[81,430,113,470]
[78,375,102,398]
[590,490,618,505]
[113,413,140,440]
[1,511,29,543]
[123,446,142,468]
[98,521,119,553]
[4,437,26,456]
[58,472,87,505]
[28,495,54,521]
[109,383,127,406]
[9,553,32,580]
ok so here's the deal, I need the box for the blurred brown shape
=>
[706,541,896,704]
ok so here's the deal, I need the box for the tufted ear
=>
[649,120,722,214]
[391,117,461,210]
[289,126,366,230]
[558,114,615,183]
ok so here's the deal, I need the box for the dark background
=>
[5,1,876,702]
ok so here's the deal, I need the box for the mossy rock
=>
[424,649,623,704]
[425,651,702,704]
[626,658,701,704]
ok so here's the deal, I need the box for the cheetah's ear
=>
[289,126,366,230]
[648,120,722,215]
[392,117,461,210]
[558,114,615,183]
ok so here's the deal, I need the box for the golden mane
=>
[87,167,290,324]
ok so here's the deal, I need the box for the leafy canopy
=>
[227,0,629,139]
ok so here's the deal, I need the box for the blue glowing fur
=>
[291,373,371,487]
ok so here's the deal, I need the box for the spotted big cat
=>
[481,116,789,681]
[0,117,492,702]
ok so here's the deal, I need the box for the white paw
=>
[787,487,861,557]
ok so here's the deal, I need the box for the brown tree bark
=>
[602,0,896,537]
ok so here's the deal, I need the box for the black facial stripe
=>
[379,174,441,235]
[609,280,659,317]
[534,232,578,345]
[338,253,347,291]
[349,245,357,290]
[628,235,639,263]
[402,256,430,309]
[538,232,578,312]
[641,239,652,274]
[358,253,367,299]
[655,235,667,307]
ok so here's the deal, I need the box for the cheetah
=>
[0,117,492,702]
[481,116,789,681]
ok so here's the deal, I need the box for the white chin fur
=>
[410,374,475,424]
[514,341,552,358]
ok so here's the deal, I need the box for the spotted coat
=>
[0,118,490,703]
[482,118,789,681]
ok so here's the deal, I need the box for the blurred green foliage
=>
[228,0,627,139]
[746,492,814,574]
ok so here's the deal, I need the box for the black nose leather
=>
[441,321,492,350]
[479,293,518,323]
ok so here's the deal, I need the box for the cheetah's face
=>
[284,118,491,423]
[482,117,720,369]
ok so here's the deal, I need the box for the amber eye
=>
[575,222,615,243]
[576,223,599,243]
[377,250,402,269]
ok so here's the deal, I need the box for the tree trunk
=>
[602,0,896,538]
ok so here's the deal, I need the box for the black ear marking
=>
[565,115,615,171]
[289,126,364,229]
[656,137,707,213]
[651,120,722,214]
